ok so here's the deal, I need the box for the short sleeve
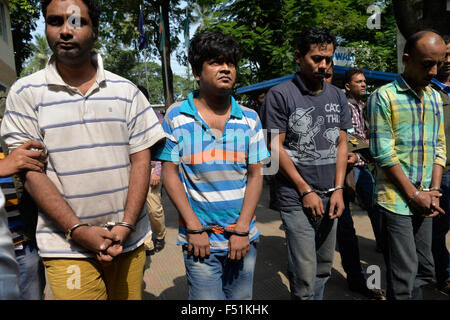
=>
[248,113,270,164]
[154,113,180,163]
[338,91,353,130]
[126,90,166,154]
[0,87,43,152]
[260,88,289,132]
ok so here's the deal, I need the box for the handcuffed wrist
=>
[102,221,136,232]
[301,189,315,197]
[65,223,91,240]
[408,190,420,203]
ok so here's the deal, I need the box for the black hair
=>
[344,68,364,85]
[137,85,149,100]
[297,27,337,56]
[403,29,444,55]
[41,0,101,29]
[188,30,242,76]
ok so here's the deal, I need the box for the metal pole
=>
[161,5,170,108]
[143,48,150,97]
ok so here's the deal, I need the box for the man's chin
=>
[55,50,80,59]
[54,50,91,66]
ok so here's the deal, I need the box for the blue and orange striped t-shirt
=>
[155,91,270,251]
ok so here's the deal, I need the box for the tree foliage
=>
[9,0,40,75]
[197,0,398,88]
[102,49,191,104]
[98,0,193,106]
[20,34,51,77]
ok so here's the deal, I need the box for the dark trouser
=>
[337,199,365,286]
[280,202,337,300]
[377,205,435,300]
[432,171,450,286]
[337,166,381,286]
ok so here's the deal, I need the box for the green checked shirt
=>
[368,75,446,216]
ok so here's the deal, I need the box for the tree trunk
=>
[161,0,174,109]
[393,0,450,39]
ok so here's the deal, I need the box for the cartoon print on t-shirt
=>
[288,107,324,161]
[323,127,340,158]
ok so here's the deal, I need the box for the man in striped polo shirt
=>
[368,30,447,300]
[156,31,269,300]
[1,0,166,300]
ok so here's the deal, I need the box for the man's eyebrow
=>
[46,14,63,19]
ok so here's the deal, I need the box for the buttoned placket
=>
[69,80,100,119]
[415,90,432,189]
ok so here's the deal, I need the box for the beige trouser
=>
[144,168,166,250]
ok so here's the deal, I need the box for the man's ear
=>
[345,83,351,92]
[193,69,201,82]
[294,49,303,65]
[402,53,410,66]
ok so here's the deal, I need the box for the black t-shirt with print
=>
[261,73,352,211]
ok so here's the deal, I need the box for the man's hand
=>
[149,173,161,188]
[424,190,445,218]
[347,152,358,165]
[228,234,250,260]
[101,225,133,259]
[187,232,210,258]
[70,225,119,262]
[329,189,345,219]
[228,223,251,260]
[302,192,325,217]
[0,140,47,177]
[411,190,445,217]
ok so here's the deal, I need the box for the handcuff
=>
[65,221,136,240]
[301,185,345,197]
[186,224,249,237]
[408,187,442,204]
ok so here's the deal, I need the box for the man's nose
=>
[219,62,231,73]
[429,64,438,77]
[60,20,74,39]
[318,58,328,70]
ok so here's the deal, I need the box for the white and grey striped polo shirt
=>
[0,53,166,258]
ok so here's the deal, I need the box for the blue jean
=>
[15,240,46,300]
[183,242,257,300]
[432,171,450,286]
[378,205,435,300]
[281,204,337,300]
[337,166,381,286]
